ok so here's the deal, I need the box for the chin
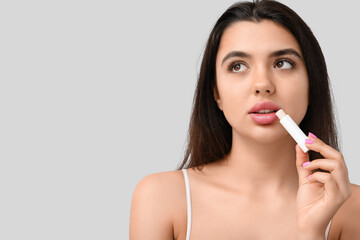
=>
[234,126,283,144]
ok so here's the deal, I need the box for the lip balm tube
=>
[276,109,309,153]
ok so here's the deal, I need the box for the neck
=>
[215,130,299,196]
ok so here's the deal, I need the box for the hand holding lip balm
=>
[276,109,310,153]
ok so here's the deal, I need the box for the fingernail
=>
[302,161,311,167]
[307,174,312,179]
[305,139,314,144]
[309,132,317,139]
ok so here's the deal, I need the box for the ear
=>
[213,86,223,111]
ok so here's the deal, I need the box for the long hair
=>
[177,0,339,170]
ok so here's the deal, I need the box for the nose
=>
[252,71,275,95]
[255,87,273,94]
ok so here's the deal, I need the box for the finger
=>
[296,144,312,182]
[305,158,352,198]
[303,159,337,173]
[305,133,344,162]
[307,171,339,198]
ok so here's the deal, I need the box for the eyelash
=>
[228,60,247,72]
[275,58,296,69]
[227,58,296,72]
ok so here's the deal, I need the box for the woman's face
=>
[215,20,309,143]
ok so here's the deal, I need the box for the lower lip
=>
[249,113,278,125]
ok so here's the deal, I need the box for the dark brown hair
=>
[177,0,339,170]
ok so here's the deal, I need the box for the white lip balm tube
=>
[276,109,309,153]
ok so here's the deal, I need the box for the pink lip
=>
[250,113,278,124]
[249,101,280,125]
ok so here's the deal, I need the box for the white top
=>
[181,168,332,240]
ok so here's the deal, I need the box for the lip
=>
[250,112,278,124]
[249,101,280,113]
[249,101,280,125]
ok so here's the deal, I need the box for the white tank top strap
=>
[181,169,192,240]
[325,219,332,240]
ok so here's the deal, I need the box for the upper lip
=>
[249,101,280,113]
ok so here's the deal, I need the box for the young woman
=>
[130,1,360,239]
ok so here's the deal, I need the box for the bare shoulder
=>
[132,170,186,204]
[332,183,360,239]
[129,170,186,240]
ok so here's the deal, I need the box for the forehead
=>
[217,20,302,58]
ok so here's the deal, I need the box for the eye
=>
[229,62,248,73]
[274,59,295,69]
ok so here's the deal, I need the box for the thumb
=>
[295,145,311,183]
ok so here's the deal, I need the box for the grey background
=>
[0,0,359,239]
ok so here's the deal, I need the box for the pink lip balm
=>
[276,109,309,153]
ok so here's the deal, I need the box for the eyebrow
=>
[221,48,302,65]
[270,48,302,59]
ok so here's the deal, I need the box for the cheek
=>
[279,79,309,124]
[217,78,250,123]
